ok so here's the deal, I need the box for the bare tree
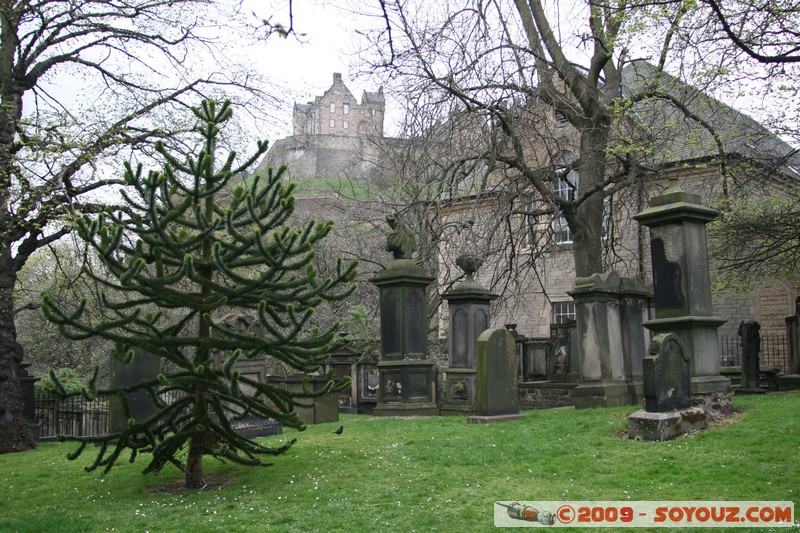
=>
[342,0,800,338]
[0,0,282,454]
[357,0,711,279]
[698,0,800,64]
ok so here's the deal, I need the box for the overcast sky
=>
[252,1,391,138]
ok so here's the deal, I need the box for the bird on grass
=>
[333,426,344,435]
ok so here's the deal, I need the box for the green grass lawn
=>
[1,392,798,532]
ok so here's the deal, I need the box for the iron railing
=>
[34,392,109,441]
[718,333,789,369]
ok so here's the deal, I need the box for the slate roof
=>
[363,90,385,103]
[621,60,800,179]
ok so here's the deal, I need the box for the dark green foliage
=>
[36,368,86,395]
[40,100,357,487]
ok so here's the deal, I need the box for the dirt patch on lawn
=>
[147,472,240,493]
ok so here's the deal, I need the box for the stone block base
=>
[777,374,800,391]
[691,374,732,395]
[440,403,474,416]
[518,382,577,409]
[627,408,709,441]
[573,381,637,409]
[467,413,524,424]
[373,402,439,417]
[735,387,767,395]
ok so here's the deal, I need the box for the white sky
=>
[250,1,391,138]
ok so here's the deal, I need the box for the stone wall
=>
[518,383,576,408]
[255,134,389,186]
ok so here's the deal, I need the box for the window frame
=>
[552,301,576,324]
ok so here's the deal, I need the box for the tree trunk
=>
[185,435,205,489]
[571,119,610,278]
[0,264,35,453]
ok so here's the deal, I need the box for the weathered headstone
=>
[108,348,161,433]
[280,374,339,424]
[738,320,766,394]
[643,333,690,412]
[468,328,523,423]
[629,333,709,440]
[569,271,651,408]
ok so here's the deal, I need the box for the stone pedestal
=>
[569,271,651,408]
[441,254,497,416]
[326,339,359,412]
[633,179,730,396]
[371,259,438,416]
[627,408,709,441]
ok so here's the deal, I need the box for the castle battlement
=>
[292,73,385,137]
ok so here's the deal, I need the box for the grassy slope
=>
[1,392,797,532]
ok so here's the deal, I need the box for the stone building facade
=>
[255,73,391,190]
[433,61,800,354]
[256,71,799,372]
[292,73,384,137]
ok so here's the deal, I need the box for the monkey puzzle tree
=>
[0,0,284,455]
[41,100,357,490]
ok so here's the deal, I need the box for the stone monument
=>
[214,313,285,435]
[568,271,651,408]
[441,254,497,415]
[642,333,691,412]
[467,328,523,424]
[632,178,730,397]
[371,214,438,416]
[778,300,800,390]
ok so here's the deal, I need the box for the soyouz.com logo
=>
[494,501,795,528]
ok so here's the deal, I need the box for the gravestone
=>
[629,333,709,440]
[738,320,766,394]
[441,254,496,415]
[468,328,523,424]
[569,271,651,408]
[108,348,161,433]
[778,300,800,390]
[280,374,339,424]
[643,333,690,412]
[371,215,438,417]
